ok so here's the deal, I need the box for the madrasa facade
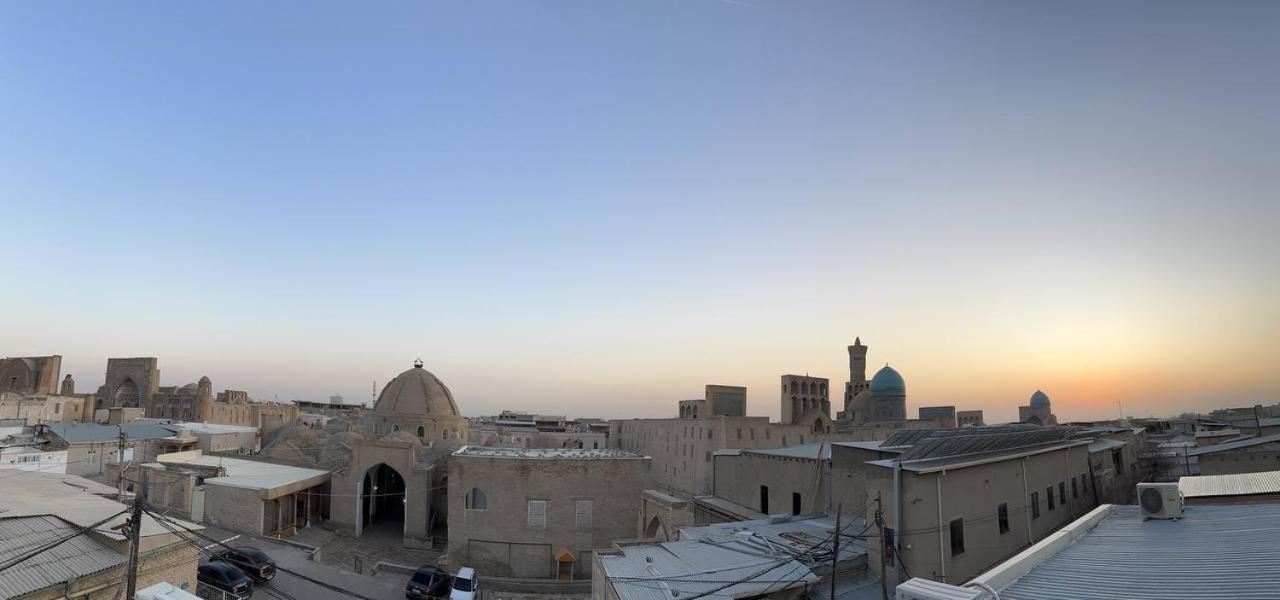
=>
[263,359,469,547]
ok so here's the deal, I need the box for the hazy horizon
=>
[3,2,1277,424]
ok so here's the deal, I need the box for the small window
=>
[766,430,771,439]
[949,518,965,556]
[1031,492,1041,519]
[467,488,487,510]
[393,424,399,432]
[1047,486,1055,510]
[708,430,714,440]
[791,492,801,516]
[1058,482,1066,506]
[760,485,769,513]
[1112,449,1124,473]
[527,500,546,528]
[575,500,593,529]
[1081,473,1088,494]
[417,426,425,438]
[1071,478,1079,499]
[883,527,895,566]
[998,503,1010,535]
[737,429,742,439]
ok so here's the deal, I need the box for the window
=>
[1081,473,1088,494]
[766,430,771,439]
[1031,492,1040,519]
[393,424,400,432]
[527,500,546,528]
[949,518,965,556]
[1047,486,1055,510]
[1071,477,1079,499]
[417,426,425,438]
[792,492,802,516]
[737,429,742,439]
[883,528,895,566]
[1058,482,1066,506]
[760,485,769,513]
[1112,449,1124,473]
[467,488,487,510]
[575,500,593,529]
[998,503,1009,535]
[782,436,787,445]
[708,430,714,440]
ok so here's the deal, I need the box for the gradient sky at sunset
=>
[2,1,1277,424]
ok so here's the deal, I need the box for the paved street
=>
[200,526,408,600]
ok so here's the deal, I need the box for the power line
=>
[0,508,129,574]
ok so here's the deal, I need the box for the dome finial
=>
[413,358,424,369]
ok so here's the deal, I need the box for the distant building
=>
[0,355,62,396]
[1179,470,1280,505]
[45,420,181,477]
[448,446,650,580]
[957,409,984,427]
[0,420,68,473]
[918,406,956,427]
[707,444,837,522]
[1018,389,1059,425]
[780,374,830,424]
[679,384,747,419]
[1187,433,1280,476]
[899,503,1280,599]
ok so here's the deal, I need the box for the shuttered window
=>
[575,500,593,529]
[527,500,546,528]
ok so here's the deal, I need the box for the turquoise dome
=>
[1029,390,1051,407]
[869,365,905,396]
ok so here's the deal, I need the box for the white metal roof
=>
[1086,438,1126,453]
[0,470,202,540]
[1179,470,1280,498]
[158,452,329,493]
[599,539,818,600]
[453,446,647,459]
[1185,432,1280,456]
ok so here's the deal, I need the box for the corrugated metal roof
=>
[1087,438,1127,453]
[998,504,1280,599]
[870,440,1090,473]
[46,421,178,444]
[743,443,830,460]
[160,453,330,494]
[1186,432,1280,456]
[0,515,124,598]
[1179,470,1280,498]
[600,540,817,600]
[894,428,1076,462]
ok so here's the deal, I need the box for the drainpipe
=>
[893,462,902,584]
[936,474,946,582]
[1021,458,1031,546]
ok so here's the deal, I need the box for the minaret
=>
[197,375,214,422]
[60,374,75,395]
[848,337,868,385]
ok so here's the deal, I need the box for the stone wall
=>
[204,483,265,534]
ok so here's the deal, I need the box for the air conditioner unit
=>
[1138,482,1183,519]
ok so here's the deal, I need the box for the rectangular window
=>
[791,492,801,515]
[575,500,593,529]
[527,500,546,528]
[1047,486,1055,510]
[737,429,742,439]
[883,527,895,566]
[1031,492,1040,519]
[1059,482,1066,506]
[1071,477,1079,499]
[949,518,965,557]
[1112,449,1124,473]
[1081,473,1088,494]
[708,430,714,440]
[998,503,1009,535]
[760,485,769,513]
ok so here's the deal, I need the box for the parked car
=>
[406,565,452,599]
[450,567,477,600]
[212,547,277,583]
[198,562,254,600]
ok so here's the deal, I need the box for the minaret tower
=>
[197,375,214,422]
[844,337,870,413]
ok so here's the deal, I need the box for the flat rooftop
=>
[453,446,647,459]
[157,451,329,496]
[908,503,1280,599]
[0,469,202,540]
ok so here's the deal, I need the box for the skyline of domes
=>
[869,365,905,396]
[371,360,461,417]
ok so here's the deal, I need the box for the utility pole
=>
[876,494,887,600]
[830,502,841,600]
[1255,404,1263,438]
[125,469,148,599]
[116,426,127,502]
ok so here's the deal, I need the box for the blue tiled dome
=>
[869,365,905,396]
[1029,390,1051,407]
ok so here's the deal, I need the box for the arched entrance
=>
[359,463,406,538]
[644,515,664,539]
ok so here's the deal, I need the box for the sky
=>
[1,1,1277,424]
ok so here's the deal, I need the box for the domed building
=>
[868,365,907,421]
[1018,389,1058,425]
[364,359,468,441]
[837,342,909,426]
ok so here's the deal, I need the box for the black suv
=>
[406,565,452,599]
[212,546,277,582]
[198,562,254,600]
